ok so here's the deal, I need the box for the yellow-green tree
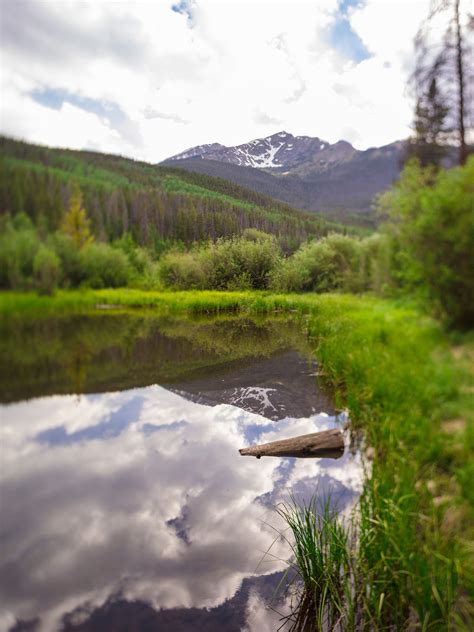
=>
[61,185,94,248]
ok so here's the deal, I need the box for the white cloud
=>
[350,0,430,64]
[0,0,439,161]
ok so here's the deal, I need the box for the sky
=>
[0,0,435,162]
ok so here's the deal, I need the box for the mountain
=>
[164,131,405,226]
[167,131,355,170]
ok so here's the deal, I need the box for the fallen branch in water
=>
[239,428,344,459]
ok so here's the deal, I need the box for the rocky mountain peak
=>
[166,130,336,170]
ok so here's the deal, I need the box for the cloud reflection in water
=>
[0,385,363,631]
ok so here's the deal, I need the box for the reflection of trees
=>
[0,312,312,403]
[66,342,93,395]
[157,314,311,359]
[0,314,154,402]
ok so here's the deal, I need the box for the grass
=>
[276,497,356,631]
[0,288,410,318]
[1,288,472,628]
[300,296,473,629]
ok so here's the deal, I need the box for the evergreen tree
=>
[61,185,94,248]
[405,78,450,167]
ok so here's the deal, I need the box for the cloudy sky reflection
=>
[0,385,363,631]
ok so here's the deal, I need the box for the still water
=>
[0,311,363,632]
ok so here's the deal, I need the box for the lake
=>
[0,310,363,632]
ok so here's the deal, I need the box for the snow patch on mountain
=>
[165,131,353,171]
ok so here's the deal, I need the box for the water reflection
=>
[172,350,334,420]
[0,312,363,631]
[1,386,362,632]
[0,313,322,404]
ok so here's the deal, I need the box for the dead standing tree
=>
[411,0,472,166]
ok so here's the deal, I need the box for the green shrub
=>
[380,157,474,328]
[112,233,153,281]
[47,232,82,287]
[271,233,362,293]
[159,234,281,291]
[269,254,309,292]
[33,246,61,295]
[127,246,152,276]
[359,233,396,294]
[241,227,275,243]
[0,213,40,289]
[158,250,205,289]
[323,233,363,291]
[79,242,130,288]
[11,212,35,232]
[201,235,281,290]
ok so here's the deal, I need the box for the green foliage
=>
[257,294,471,629]
[79,242,130,288]
[33,246,61,295]
[405,77,450,168]
[202,235,281,290]
[157,229,402,296]
[159,233,281,290]
[112,232,153,278]
[241,227,275,242]
[380,157,474,328]
[46,232,82,287]
[271,233,364,293]
[0,213,40,289]
[358,232,395,293]
[60,185,94,248]
[0,214,152,292]
[158,250,205,290]
[277,498,355,630]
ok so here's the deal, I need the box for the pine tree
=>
[405,77,450,167]
[61,185,94,249]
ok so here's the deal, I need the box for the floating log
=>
[239,428,344,459]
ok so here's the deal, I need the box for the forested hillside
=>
[0,137,349,253]
[164,132,405,227]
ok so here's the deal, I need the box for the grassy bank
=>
[0,288,268,317]
[280,301,473,629]
[1,288,472,627]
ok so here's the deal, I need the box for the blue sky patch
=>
[29,87,142,146]
[328,0,371,64]
[328,19,371,63]
[338,0,364,14]
[171,0,194,24]
[30,88,127,126]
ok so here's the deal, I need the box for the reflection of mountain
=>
[172,350,335,420]
[0,385,363,631]
[0,313,312,404]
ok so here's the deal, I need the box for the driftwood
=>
[239,428,344,459]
